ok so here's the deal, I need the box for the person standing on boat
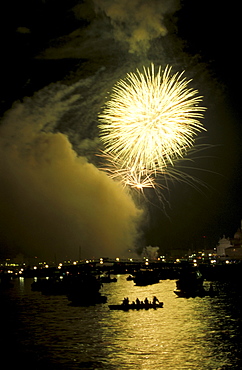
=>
[152,296,159,305]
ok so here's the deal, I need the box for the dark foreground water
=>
[1,275,242,369]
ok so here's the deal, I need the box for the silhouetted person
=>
[122,297,129,305]
[153,296,159,305]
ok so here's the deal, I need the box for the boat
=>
[32,273,107,305]
[31,277,69,295]
[126,274,134,281]
[133,269,160,286]
[174,267,207,298]
[67,273,107,305]
[109,302,163,310]
[174,281,217,298]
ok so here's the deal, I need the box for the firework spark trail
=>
[98,64,206,189]
[99,151,157,190]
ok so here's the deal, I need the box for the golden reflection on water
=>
[4,275,241,369]
[101,275,234,369]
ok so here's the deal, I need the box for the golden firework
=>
[99,64,206,189]
[98,64,206,188]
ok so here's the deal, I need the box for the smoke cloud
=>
[0,81,144,261]
[39,0,180,60]
[92,0,180,54]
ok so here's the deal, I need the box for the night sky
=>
[0,0,241,261]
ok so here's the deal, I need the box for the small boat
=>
[126,274,134,281]
[31,277,69,295]
[133,269,160,286]
[67,274,107,305]
[174,267,212,298]
[174,281,217,298]
[109,302,163,310]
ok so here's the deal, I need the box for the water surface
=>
[1,276,241,369]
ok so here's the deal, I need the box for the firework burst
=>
[98,64,206,183]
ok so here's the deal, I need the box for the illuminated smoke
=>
[41,0,180,59]
[92,0,180,54]
[0,82,143,260]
